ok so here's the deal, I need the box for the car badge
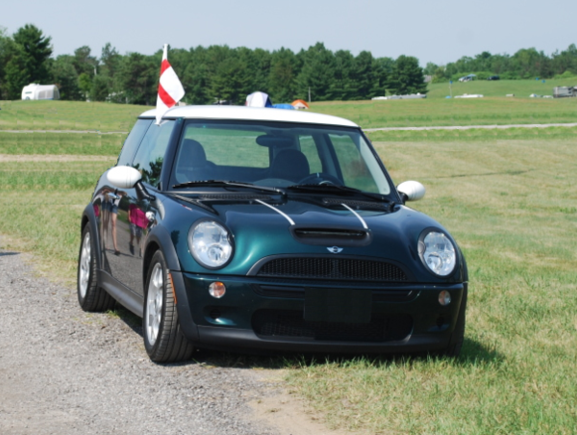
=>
[327,246,343,254]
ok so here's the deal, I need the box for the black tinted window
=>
[132,120,176,187]
[169,121,391,194]
[117,119,153,166]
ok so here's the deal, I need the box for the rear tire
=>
[143,250,194,363]
[77,225,116,312]
[443,287,467,357]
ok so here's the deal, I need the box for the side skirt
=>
[99,271,144,317]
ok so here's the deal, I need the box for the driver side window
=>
[132,120,176,187]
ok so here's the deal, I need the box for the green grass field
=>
[284,135,577,434]
[0,100,143,132]
[312,97,577,129]
[0,132,127,155]
[3,77,577,135]
[0,100,576,434]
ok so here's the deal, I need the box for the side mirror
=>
[397,180,426,203]
[107,166,155,201]
[107,166,142,189]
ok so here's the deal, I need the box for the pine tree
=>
[388,55,427,95]
[4,49,30,98]
[12,24,52,84]
[267,48,299,103]
[295,43,336,101]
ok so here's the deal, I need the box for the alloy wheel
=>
[145,263,164,346]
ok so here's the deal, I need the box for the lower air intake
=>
[252,310,412,342]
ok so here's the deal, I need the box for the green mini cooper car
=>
[77,105,468,362]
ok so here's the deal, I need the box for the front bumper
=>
[172,271,466,354]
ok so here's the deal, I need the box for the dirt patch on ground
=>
[0,154,116,162]
[249,370,354,435]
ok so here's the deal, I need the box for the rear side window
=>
[117,119,153,166]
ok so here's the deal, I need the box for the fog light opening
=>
[438,290,451,306]
[209,281,226,299]
[209,309,221,320]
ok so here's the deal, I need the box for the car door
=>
[104,119,176,295]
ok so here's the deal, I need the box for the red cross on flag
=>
[156,44,185,124]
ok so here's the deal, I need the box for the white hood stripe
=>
[255,199,295,225]
[341,203,369,229]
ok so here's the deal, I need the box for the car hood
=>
[166,195,463,282]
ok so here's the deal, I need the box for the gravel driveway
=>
[0,247,278,435]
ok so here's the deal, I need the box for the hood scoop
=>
[322,198,393,212]
[291,226,372,247]
[198,194,273,202]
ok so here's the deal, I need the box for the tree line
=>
[425,45,577,82]
[2,24,576,105]
[0,24,427,104]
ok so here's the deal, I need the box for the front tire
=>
[143,251,194,363]
[77,225,115,312]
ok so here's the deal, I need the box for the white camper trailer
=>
[21,84,60,100]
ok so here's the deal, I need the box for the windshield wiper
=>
[287,183,391,203]
[172,180,286,196]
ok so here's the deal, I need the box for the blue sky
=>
[2,0,576,66]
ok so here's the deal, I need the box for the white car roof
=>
[139,105,359,128]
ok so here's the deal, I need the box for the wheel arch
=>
[142,225,199,342]
[142,225,182,285]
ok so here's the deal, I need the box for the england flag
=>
[156,44,185,124]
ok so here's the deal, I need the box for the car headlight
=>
[189,221,233,269]
[418,230,456,276]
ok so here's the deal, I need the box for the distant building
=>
[21,84,60,100]
[291,99,310,110]
[553,86,577,98]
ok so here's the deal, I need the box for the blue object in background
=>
[273,104,295,110]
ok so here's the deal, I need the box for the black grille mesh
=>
[256,257,408,281]
[252,310,412,342]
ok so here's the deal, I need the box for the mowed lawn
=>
[285,132,577,434]
[3,88,577,134]
[0,101,576,434]
[312,77,577,129]
[312,97,577,129]
[0,99,143,132]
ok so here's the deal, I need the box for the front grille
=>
[252,310,412,342]
[255,257,408,281]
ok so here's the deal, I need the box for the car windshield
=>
[169,120,392,195]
